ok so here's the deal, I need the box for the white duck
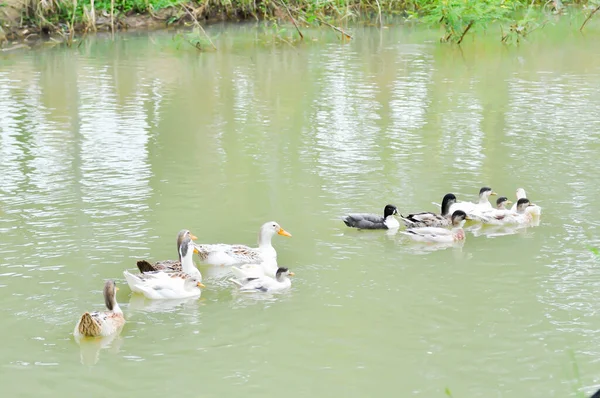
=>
[470,196,513,222]
[194,221,291,266]
[231,267,294,293]
[123,236,205,300]
[74,280,125,338]
[480,198,536,225]
[510,188,542,216]
[449,187,497,215]
[401,210,468,243]
[230,259,278,281]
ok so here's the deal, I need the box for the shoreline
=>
[0,4,256,47]
[0,1,597,49]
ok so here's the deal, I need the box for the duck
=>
[136,229,198,273]
[401,210,468,243]
[193,221,291,267]
[123,235,205,300]
[471,196,513,220]
[510,188,542,216]
[74,280,125,338]
[471,198,535,225]
[342,204,399,230]
[449,187,497,215]
[230,259,278,281]
[400,193,457,228]
[495,196,512,210]
[231,267,294,293]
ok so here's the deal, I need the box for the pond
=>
[1,22,600,397]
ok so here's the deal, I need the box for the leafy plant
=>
[412,0,523,43]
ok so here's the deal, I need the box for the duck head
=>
[383,204,398,218]
[441,193,457,216]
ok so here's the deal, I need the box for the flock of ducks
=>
[74,222,293,339]
[343,187,541,243]
[74,187,541,341]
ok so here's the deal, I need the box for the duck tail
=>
[193,244,210,261]
[229,278,244,287]
[230,266,244,280]
[399,215,414,227]
[123,270,145,293]
[341,216,354,228]
[136,260,157,273]
[77,312,101,337]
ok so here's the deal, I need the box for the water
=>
[1,22,600,397]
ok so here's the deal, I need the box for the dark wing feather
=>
[137,260,158,273]
[401,212,449,228]
[342,213,386,229]
[136,259,181,273]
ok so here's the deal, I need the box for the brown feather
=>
[137,260,158,273]
[137,259,182,273]
[77,312,101,337]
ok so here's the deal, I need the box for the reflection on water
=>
[76,332,124,366]
[128,294,200,313]
[0,25,600,397]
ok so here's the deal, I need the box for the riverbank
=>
[0,0,598,47]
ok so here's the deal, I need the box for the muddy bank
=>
[0,1,271,48]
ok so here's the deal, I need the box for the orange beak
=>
[278,228,292,237]
[193,247,200,254]
[190,233,198,240]
[288,272,295,277]
[197,282,205,288]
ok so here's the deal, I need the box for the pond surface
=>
[1,22,600,398]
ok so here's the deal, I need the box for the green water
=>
[1,22,600,397]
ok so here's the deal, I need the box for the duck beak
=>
[490,192,497,196]
[465,216,472,220]
[506,200,513,205]
[528,203,535,207]
[193,247,200,254]
[278,228,292,237]
[197,282,205,288]
[190,233,198,240]
[288,272,295,277]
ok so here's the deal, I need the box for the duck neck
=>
[384,215,399,229]
[112,300,123,315]
[453,228,465,241]
[276,274,291,286]
[478,195,489,205]
[452,220,466,230]
[441,200,452,217]
[180,252,197,275]
[258,231,275,251]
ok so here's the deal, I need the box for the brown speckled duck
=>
[73,280,125,338]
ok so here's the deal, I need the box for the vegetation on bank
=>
[0,0,599,46]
